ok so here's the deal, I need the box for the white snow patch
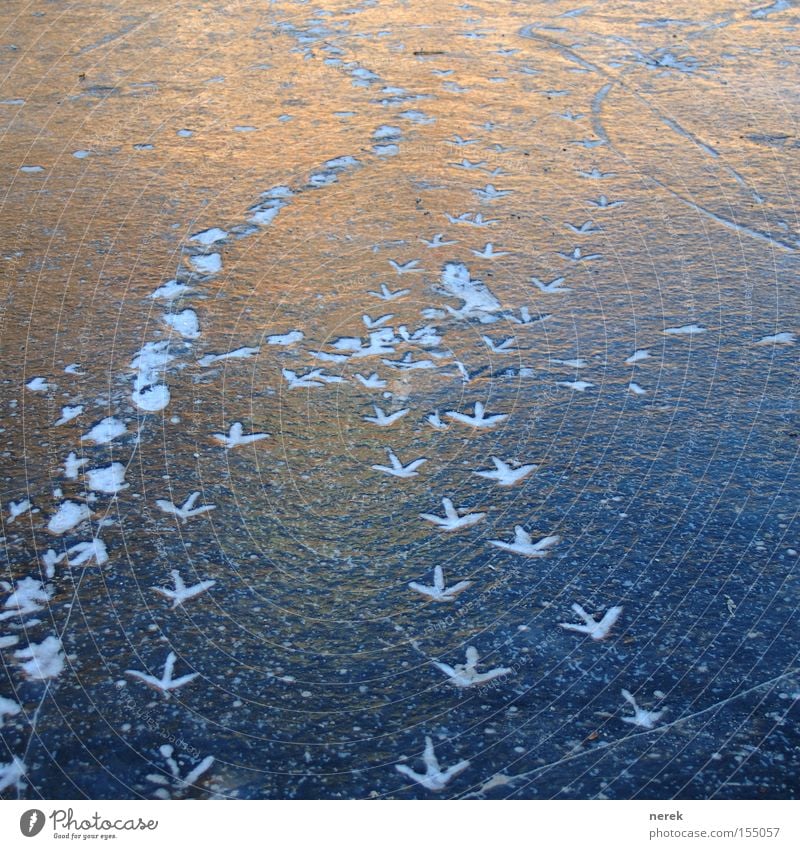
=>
[26,377,51,392]
[62,452,89,479]
[755,331,795,346]
[190,227,227,245]
[7,499,33,522]
[211,423,269,449]
[55,405,83,425]
[150,280,194,300]
[266,331,304,346]
[325,155,359,169]
[437,262,501,316]
[82,417,127,444]
[189,253,222,275]
[0,696,21,727]
[373,125,401,139]
[0,758,26,793]
[132,384,171,412]
[131,341,174,389]
[15,636,65,680]
[625,349,650,364]
[664,324,706,335]
[65,537,109,567]
[248,202,285,226]
[197,347,260,366]
[47,500,92,534]
[86,463,128,494]
[558,380,594,391]
[41,549,64,578]
[164,309,200,340]
[0,577,53,621]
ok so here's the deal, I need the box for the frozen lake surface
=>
[1,0,799,799]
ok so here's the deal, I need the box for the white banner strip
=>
[1,800,796,848]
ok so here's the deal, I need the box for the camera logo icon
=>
[20,810,46,837]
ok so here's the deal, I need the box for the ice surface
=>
[4,0,799,802]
